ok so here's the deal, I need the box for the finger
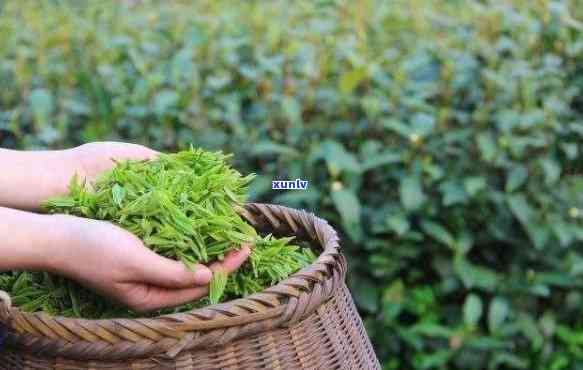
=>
[131,285,209,313]
[209,243,251,274]
[104,142,160,162]
[75,142,160,183]
[123,244,251,312]
[130,250,213,288]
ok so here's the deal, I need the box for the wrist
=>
[0,208,78,273]
[39,214,79,274]
[0,148,80,211]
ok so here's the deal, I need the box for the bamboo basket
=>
[0,203,380,370]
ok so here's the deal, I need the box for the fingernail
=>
[193,265,213,285]
[225,244,250,257]
[231,244,251,258]
[241,244,251,255]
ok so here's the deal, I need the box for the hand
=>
[69,142,159,183]
[47,214,251,312]
[0,141,157,211]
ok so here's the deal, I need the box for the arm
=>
[0,206,62,271]
[0,142,158,211]
[0,148,74,211]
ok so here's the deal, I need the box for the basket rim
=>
[0,202,346,361]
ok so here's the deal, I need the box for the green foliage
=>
[0,149,315,318]
[209,270,228,306]
[0,0,583,368]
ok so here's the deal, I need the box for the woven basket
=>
[0,203,380,370]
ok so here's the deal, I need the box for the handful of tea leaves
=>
[0,148,315,318]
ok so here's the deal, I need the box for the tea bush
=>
[1,0,582,368]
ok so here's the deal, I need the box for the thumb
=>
[131,250,213,289]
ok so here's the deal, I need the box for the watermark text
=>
[272,179,309,190]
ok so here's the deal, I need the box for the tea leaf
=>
[209,270,228,305]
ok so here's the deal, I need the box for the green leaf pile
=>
[0,148,316,318]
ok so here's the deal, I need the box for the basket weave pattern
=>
[0,203,380,369]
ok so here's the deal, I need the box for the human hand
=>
[68,141,159,183]
[46,214,251,312]
[0,141,158,211]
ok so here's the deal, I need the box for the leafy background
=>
[1,0,583,368]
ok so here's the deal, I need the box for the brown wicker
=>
[0,203,380,370]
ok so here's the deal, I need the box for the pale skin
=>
[0,142,250,313]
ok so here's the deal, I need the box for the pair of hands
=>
[0,143,250,312]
